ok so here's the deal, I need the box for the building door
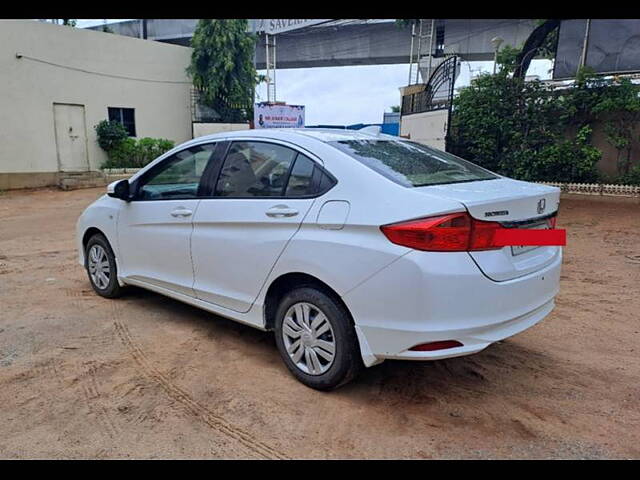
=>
[53,103,89,172]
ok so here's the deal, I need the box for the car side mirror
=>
[107,179,131,201]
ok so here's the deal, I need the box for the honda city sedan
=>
[76,129,562,389]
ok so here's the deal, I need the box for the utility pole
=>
[265,33,277,103]
[491,36,504,74]
[579,19,591,69]
[414,20,423,84]
[408,22,416,85]
[427,19,435,82]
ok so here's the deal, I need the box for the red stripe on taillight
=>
[493,228,566,246]
[380,212,565,251]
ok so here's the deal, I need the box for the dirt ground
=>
[0,187,638,459]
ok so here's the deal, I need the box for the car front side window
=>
[137,144,216,201]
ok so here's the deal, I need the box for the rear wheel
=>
[274,287,362,390]
[85,234,124,298]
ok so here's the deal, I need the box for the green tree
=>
[495,44,522,75]
[558,67,607,129]
[187,19,259,123]
[592,77,640,175]
[450,70,565,177]
[449,65,602,182]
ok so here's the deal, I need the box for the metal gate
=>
[401,56,458,150]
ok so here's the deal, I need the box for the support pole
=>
[265,33,271,103]
[273,35,277,102]
[579,19,591,69]
[265,34,277,103]
[408,22,416,86]
[414,20,423,85]
[427,19,435,81]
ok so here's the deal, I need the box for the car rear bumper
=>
[343,248,562,366]
[361,298,554,362]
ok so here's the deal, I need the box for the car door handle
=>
[170,208,193,217]
[265,205,299,218]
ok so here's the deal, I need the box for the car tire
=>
[85,233,124,299]
[274,287,362,390]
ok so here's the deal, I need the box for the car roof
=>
[184,128,402,148]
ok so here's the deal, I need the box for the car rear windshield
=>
[329,139,498,187]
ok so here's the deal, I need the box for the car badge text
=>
[485,210,509,217]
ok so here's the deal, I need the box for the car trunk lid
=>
[415,178,562,281]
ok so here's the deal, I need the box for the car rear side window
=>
[213,142,336,198]
[285,154,315,197]
[215,142,297,197]
[329,139,497,187]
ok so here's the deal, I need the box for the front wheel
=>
[274,287,362,390]
[85,233,124,298]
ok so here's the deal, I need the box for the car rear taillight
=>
[380,212,503,252]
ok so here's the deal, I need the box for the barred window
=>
[108,107,136,137]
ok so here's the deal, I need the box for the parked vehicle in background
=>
[76,129,562,390]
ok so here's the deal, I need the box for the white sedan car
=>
[76,129,562,390]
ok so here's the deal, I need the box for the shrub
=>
[592,77,640,176]
[618,164,640,185]
[135,138,175,167]
[94,120,175,169]
[512,126,601,183]
[100,137,175,169]
[104,137,136,169]
[94,120,128,151]
[449,72,565,177]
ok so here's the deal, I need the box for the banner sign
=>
[255,19,331,35]
[554,19,640,79]
[254,103,305,129]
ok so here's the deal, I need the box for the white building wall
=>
[192,123,251,138]
[399,110,448,151]
[0,20,193,185]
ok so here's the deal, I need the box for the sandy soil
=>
[0,187,638,459]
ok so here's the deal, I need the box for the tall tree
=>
[187,19,259,122]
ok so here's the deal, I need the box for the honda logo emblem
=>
[537,198,546,214]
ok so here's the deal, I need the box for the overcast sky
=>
[74,19,553,126]
[256,60,553,125]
